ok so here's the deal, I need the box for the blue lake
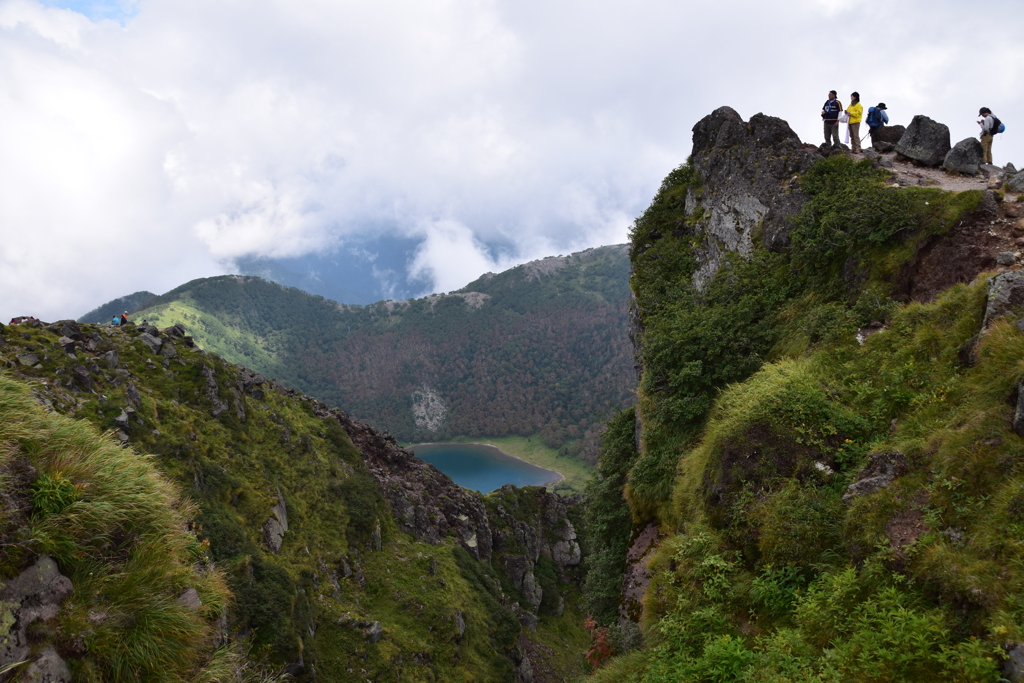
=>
[410,443,561,493]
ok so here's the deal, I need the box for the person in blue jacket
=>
[865,103,889,148]
[821,90,843,147]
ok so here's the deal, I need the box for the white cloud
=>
[2,0,1024,318]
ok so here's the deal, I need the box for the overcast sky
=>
[3,0,1023,321]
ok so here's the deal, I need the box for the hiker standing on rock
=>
[978,107,1000,164]
[120,312,129,326]
[822,90,842,147]
[866,103,888,148]
[846,92,864,153]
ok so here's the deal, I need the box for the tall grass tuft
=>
[0,374,231,682]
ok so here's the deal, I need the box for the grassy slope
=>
[0,322,587,681]
[0,376,232,682]
[585,155,1020,681]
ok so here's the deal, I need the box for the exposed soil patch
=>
[885,489,930,564]
[850,152,1024,302]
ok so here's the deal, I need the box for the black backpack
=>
[991,115,1004,135]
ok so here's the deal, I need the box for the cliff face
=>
[593,107,1024,681]
[686,106,820,285]
[0,317,587,682]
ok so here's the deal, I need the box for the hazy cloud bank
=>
[2,0,1022,319]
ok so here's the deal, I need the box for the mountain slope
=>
[0,318,589,681]
[127,245,634,464]
[77,290,156,324]
[586,107,1024,681]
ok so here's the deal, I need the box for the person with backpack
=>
[822,90,843,147]
[845,92,864,153]
[120,312,129,325]
[978,107,1003,164]
[866,103,888,148]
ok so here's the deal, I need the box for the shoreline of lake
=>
[409,441,565,488]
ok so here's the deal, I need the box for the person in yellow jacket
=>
[846,92,864,153]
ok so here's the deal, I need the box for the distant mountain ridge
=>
[78,290,156,324]
[117,244,634,461]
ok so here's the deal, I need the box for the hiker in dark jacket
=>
[120,312,129,325]
[822,90,843,147]
[866,103,888,147]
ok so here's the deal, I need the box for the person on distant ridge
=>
[845,92,864,153]
[822,90,843,147]
[866,102,889,148]
[120,312,129,325]
[978,107,1000,164]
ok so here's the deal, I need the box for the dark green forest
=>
[129,245,635,460]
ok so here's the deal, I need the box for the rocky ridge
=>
[0,317,587,681]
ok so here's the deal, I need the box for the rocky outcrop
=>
[895,115,951,167]
[984,271,1024,329]
[1009,171,1024,194]
[943,138,984,175]
[262,487,289,553]
[0,556,73,675]
[686,107,821,287]
[871,124,906,152]
[843,451,908,502]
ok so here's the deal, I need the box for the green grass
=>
[437,434,594,494]
[0,374,231,682]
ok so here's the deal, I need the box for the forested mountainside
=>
[588,107,1024,682]
[77,290,157,325]
[0,318,589,682]
[118,245,632,462]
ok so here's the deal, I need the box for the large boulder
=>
[1010,171,1024,193]
[943,137,984,175]
[871,124,906,152]
[895,115,951,166]
[686,107,822,283]
[984,271,1024,329]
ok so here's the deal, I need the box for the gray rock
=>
[114,409,130,428]
[999,252,1018,266]
[0,556,74,669]
[878,156,894,168]
[872,124,906,149]
[159,342,177,358]
[895,115,951,166]
[165,323,187,339]
[1008,171,1024,193]
[1007,163,1019,174]
[1012,383,1024,437]
[20,646,71,683]
[176,587,202,609]
[685,107,822,283]
[72,365,93,392]
[504,555,543,611]
[942,137,984,175]
[103,349,118,368]
[364,621,383,643]
[262,487,289,553]
[138,332,163,354]
[1005,642,1024,682]
[17,353,39,367]
[454,609,466,641]
[861,149,880,161]
[984,271,1024,329]
[980,163,1005,178]
[517,609,538,631]
[843,451,908,502]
